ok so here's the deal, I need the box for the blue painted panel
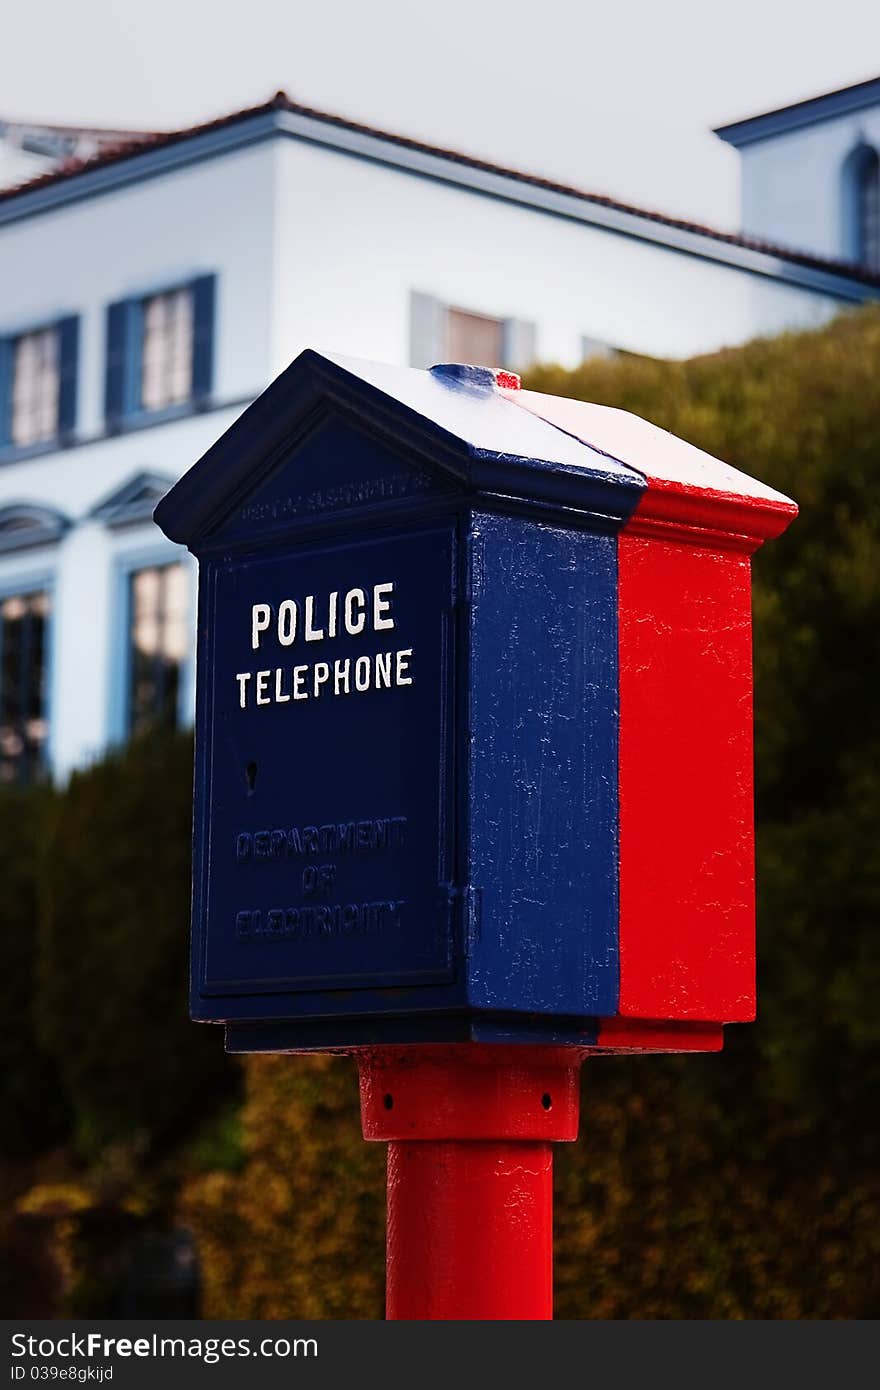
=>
[191,274,216,402]
[226,1014,600,1050]
[0,337,12,448]
[104,299,130,429]
[155,351,646,1048]
[192,521,459,1018]
[206,411,457,549]
[57,315,79,442]
[466,512,619,1016]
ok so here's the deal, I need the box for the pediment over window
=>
[89,471,174,528]
[0,503,70,554]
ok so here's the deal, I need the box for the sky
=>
[3,0,880,232]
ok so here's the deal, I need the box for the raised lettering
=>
[252,603,271,650]
[396,648,413,685]
[344,588,366,635]
[355,656,371,691]
[375,652,392,689]
[277,599,297,646]
[304,595,324,642]
[374,581,395,630]
[334,659,350,695]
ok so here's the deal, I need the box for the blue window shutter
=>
[191,274,216,403]
[0,338,12,448]
[57,315,79,443]
[105,299,129,431]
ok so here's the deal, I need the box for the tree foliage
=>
[180,1056,384,1319]
[5,306,879,1317]
[0,786,68,1156]
[35,733,235,1152]
[527,306,880,1125]
[186,306,880,1318]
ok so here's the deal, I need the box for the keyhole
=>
[245,761,258,794]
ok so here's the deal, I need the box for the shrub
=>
[0,785,68,1155]
[181,1055,384,1319]
[185,306,880,1318]
[35,733,235,1153]
[527,306,880,1125]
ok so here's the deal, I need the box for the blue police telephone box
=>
[156,351,649,1052]
[156,347,798,1322]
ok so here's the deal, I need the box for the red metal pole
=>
[386,1139,553,1319]
[358,1045,582,1321]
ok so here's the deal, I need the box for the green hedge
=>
[181,1056,384,1320]
[0,785,68,1156]
[35,733,235,1153]
[184,305,880,1318]
[526,306,880,1128]
[6,304,879,1317]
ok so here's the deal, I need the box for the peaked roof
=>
[0,502,70,554]
[502,388,798,544]
[154,350,646,547]
[155,349,797,554]
[2,92,879,290]
[89,470,174,528]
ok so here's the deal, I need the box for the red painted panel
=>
[617,530,756,1022]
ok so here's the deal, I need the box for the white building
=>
[0,84,878,782]
[715,75,880,269]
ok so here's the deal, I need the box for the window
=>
[0,589,50,784]
[105,275,216,430]
[409,292,535,372]
[446,307,505,366]
[857,147,880,270]
[0,316,78,451]
[141,288,195,412]
[127,563,188,736]
[10,328,59,446]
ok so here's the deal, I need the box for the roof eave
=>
[715,76,880,148]
[2,100,879,300]
[154,350,645,549]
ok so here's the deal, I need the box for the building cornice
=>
[272,109,880,303]
[1,103,878,304]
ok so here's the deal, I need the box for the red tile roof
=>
[2,90,879,288]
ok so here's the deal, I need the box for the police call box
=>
[155,352,796,1055]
